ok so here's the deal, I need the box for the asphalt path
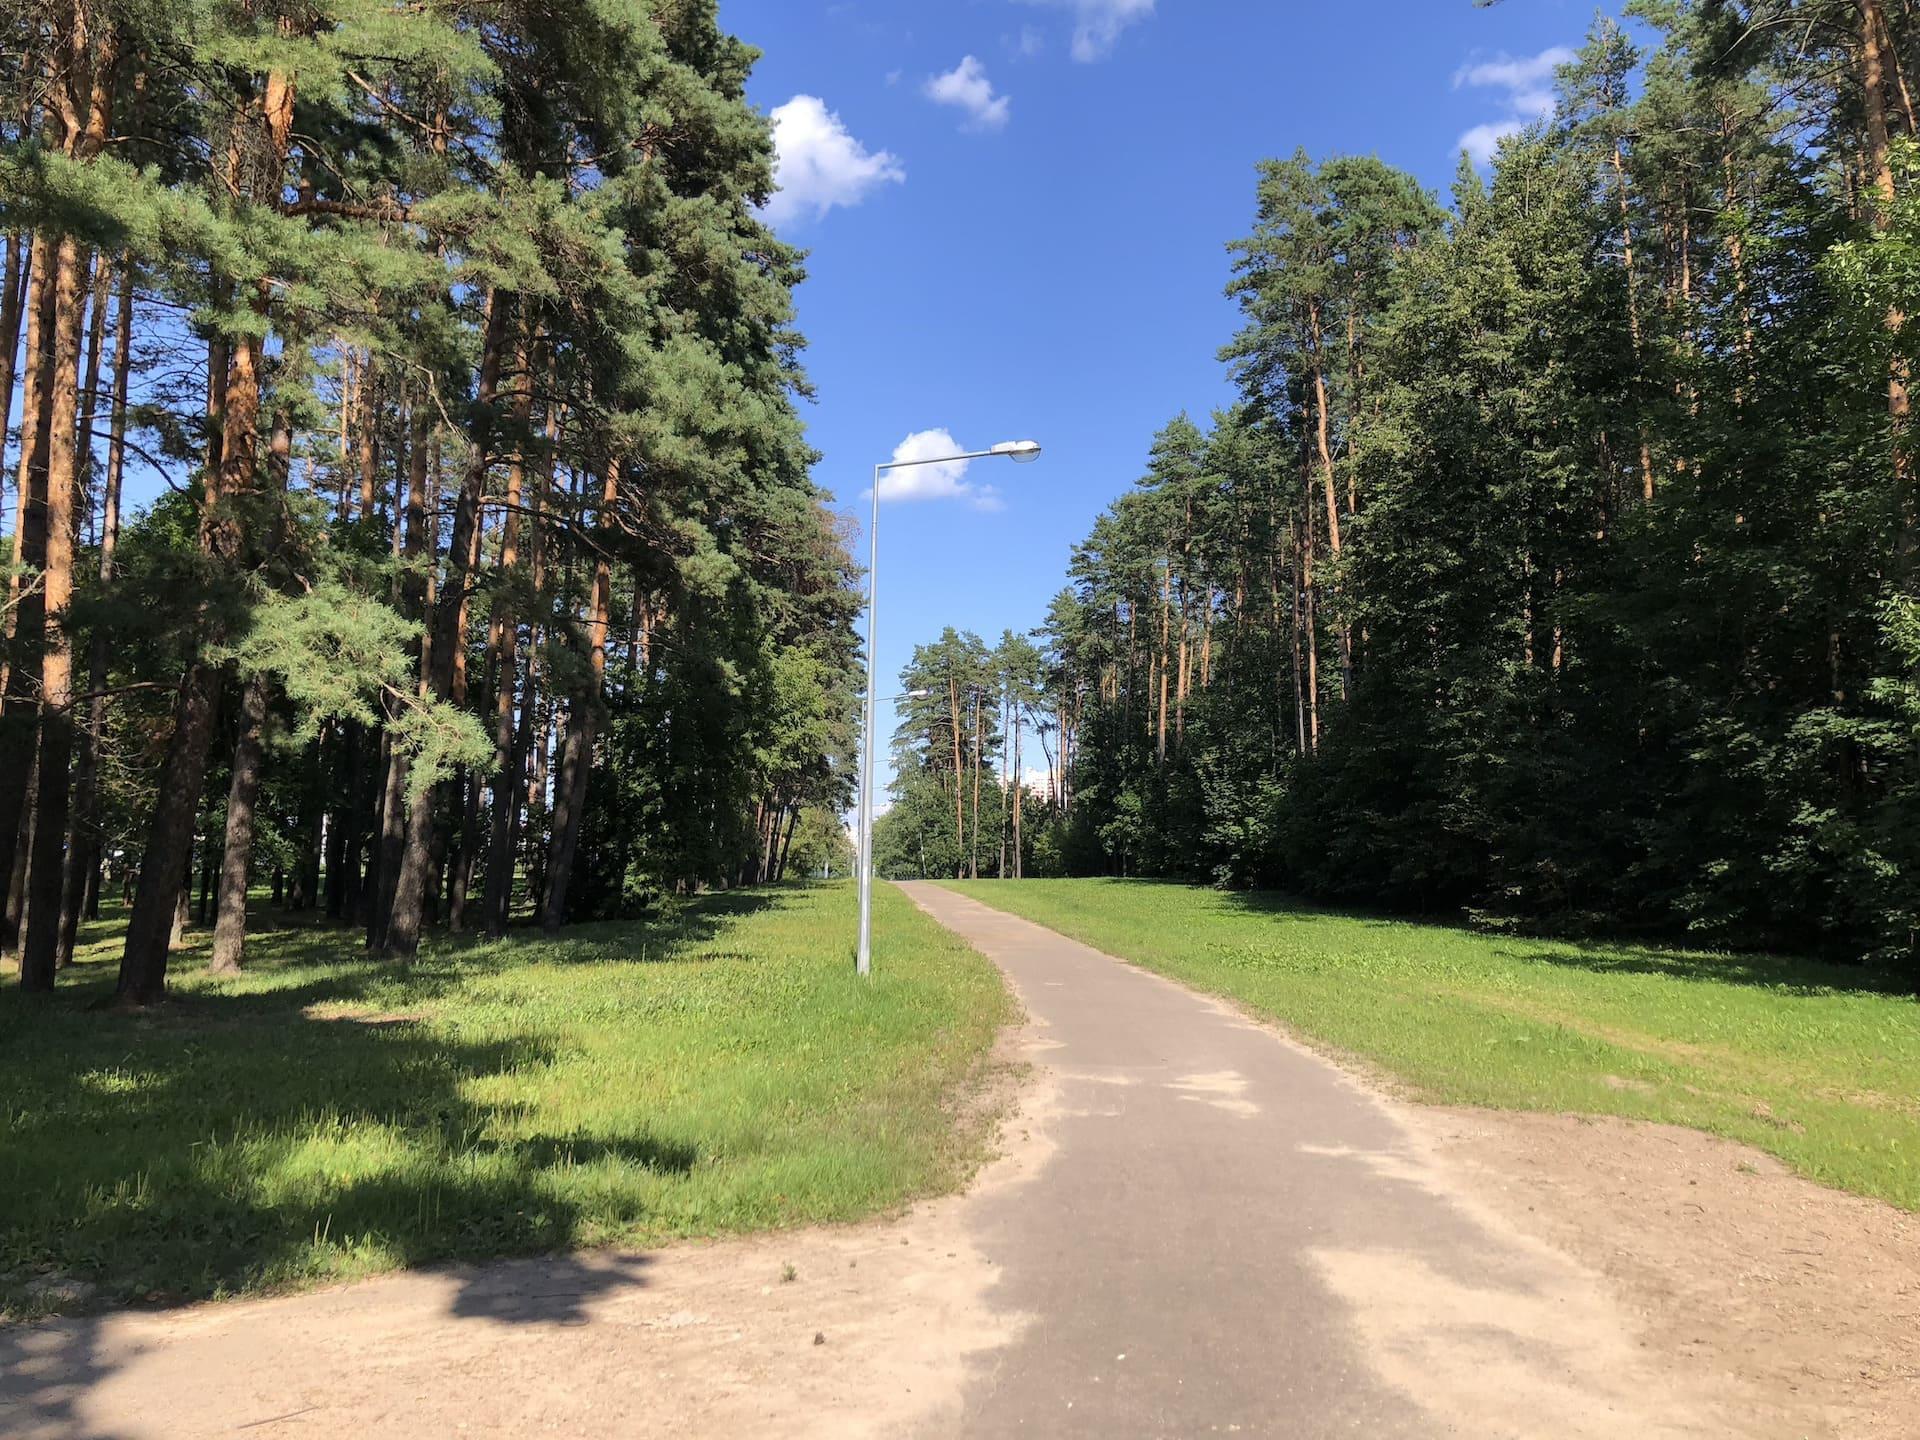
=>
[898,881,1716,1440]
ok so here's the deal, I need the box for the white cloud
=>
[1451,45,1573,166]
[762,95,905,227]
[926,56,1011,131]
[1009,24,1046,60]
[1016,0,1155,63]
[876,429,1004,510]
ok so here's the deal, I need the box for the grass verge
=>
[942,878,1917,1210]
[0,882,1008,1317]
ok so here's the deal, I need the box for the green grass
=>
[943,878,1920,1211]
[0,882,1009,1317]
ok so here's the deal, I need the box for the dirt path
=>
[3,883,1913,1438]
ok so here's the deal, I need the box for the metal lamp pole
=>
[856,440,1042,976]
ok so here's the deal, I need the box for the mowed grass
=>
[944,879,1919,1210]
[0,883,1008,1317]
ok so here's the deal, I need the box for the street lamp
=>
[856,440,1043,976]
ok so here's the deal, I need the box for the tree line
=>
[873,627,1057,881]
[909,1,1920,972]
[1,0,860,1003]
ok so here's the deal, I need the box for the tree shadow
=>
[445,1248,657,1327]
[1200,884,1911,999]
[0,880,864,1430]
[0,886,832,1433]
[1481,939,1915,1000]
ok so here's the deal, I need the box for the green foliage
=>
[930,5,1920,977]
[226,584,490,798]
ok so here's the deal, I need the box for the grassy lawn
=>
[943,879,1919,1211]
[0,882,1008,1318]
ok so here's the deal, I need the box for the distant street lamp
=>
[856,440,1042,976]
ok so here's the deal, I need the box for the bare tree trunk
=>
[207,672,268,975]
[116,303,263,1001]
[1155,560,1172,762]
[0,232,27,493]
[1301,484,1320,754]
[59,258,131,967]
[18,226,93,991]
[775,806,799,882]
[1,234,57,939]
[75,251,107,527]
[481,323,536,937]
[1861,0,1914,548]
[355,354,378,516]
[1307,306,1355,700]
[384,291,510,960]
[948,670,965,865]
[542,459,616,934]
[18,2,117,980]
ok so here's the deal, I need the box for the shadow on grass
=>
[1197,884,1914,1001]
[1482,940,1915,1000]
[0,888,830,1434]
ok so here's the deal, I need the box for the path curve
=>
[898,881,1733,1438]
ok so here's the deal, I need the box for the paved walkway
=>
[897,881,1721,1439]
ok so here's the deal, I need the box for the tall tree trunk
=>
[0,239,55,952]
[75,251,108,531]
[58,258,132,967]
[1605,129,1657,503]
[775,806,799,882]
[998,685,1011,878]
[355,353,378,517]
[542,459,615,934]
[384,291,511,959]
[17,3,116,980]
[948,671,965,866]
[117,63,287,1001]
[1301,485,1320,754]
[481,319,536,937]
[0,231,27,492]
[1861,0,1914,546]
[207,672,268,975]
[116,313,263,1001]
[1308,303,1354,699]
[1156,560,1172,762]
[18,227,93,991]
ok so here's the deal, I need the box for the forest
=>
[878,0,1920,974]
[0,0,861,1003]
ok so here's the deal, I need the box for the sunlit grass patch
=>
[0,882,1007,1317]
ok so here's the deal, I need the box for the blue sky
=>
[726,0,1624,782]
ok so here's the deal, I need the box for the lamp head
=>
[992,440,1044,464]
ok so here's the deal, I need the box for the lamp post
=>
[857,439,1042,976]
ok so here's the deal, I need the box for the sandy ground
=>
[3,898,1915,1438]
[1433,1110,1920,1438]
[0,1036,1056,1440]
